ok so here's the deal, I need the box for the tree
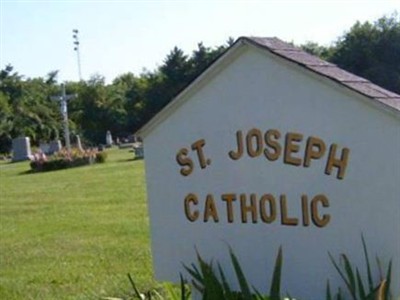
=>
[304,13,400,94]
[0,65,62,153]
[112,73,147,133]
[301,13,399,94]
[301,42,333,60]
[0,91,13,153]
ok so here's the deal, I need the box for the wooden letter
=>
[325,144,350,180]
[229,130,244,160]
[301,194,310,226]
[240,194,258,223]
[204,194,219,223]
[280,195,299,226]
[221,193,236,223]
[191,139,209,169]
[304,136,326,167]
[311,194,330,228]
[284,132,303,166]
[176,148,193,176]
[264,129,282,161]
[259,194,277,223]
[246,128,263,157]
[184,193,199,222]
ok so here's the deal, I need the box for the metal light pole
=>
[51,84,76,153]
[72,29,82,81]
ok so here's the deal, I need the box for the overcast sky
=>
[1,0,398,83]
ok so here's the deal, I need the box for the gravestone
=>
[106,130,113,147]
[39,142,50,154]
[75,135,83,151]
[137,37,400,299]
[12,137,32,162]
[39,140,62,155]
[48,140,62,154]
[133,143,144,159]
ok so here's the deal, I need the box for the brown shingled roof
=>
[243,36,400,112]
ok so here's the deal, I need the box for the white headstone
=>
[106,130,113,146]
[12,137,32,162]
[48,140,62,154]
[133,143,144,159]
[76,135,83,151]
[39,143,50,154]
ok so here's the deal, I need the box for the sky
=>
[0,0,398,83]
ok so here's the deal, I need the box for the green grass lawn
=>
[0,149,156,299]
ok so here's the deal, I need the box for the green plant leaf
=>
[229,247,252,299]
[164,282,178,298]
[364,284,380,300]
[218,262,234,299]
[179,274,189,300]
[336,287,343,300]
[341,254,356,299]
[127,273,143,299]
[356,268,366,299]
[361,234,374,293]
[195,253,224,300]
[146,290,152,300]
[384,259,392,300]
[269,246,283,300]
[183,264,203,286]
[150,288,163,300]
[326,280,332,300]
[376,256,384,280]
[253,286,268,300]
[286,292,294,300]
[328,252,355,300]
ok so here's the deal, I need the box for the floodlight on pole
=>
[72,29,82,81]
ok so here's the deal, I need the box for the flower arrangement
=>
[30,147,107,172]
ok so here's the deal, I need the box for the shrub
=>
[95,151,107,163]
[29,148,105,172]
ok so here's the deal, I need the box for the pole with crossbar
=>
[51,83,76,153]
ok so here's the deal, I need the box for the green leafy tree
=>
[301,42,334,60]
[0,65,62,153]
[302,13,400,94]
[331,13,400,94]
[112,72,147,133]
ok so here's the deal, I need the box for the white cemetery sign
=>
[137,37,400,300]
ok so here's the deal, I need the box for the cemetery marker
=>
[51,83,76,152]
[137,37,400,299]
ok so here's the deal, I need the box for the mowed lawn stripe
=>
[0,149,154,299]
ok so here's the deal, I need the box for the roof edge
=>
[240,36,400,114]
[137,36,400,138]
[136,38,248,138]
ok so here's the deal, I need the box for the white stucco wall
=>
[142,45,400,299]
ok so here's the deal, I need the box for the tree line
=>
[0,13,398,154]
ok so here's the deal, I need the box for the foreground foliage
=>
[183,247,283,300]
[327,236,393,300]
[126,237,394,300]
